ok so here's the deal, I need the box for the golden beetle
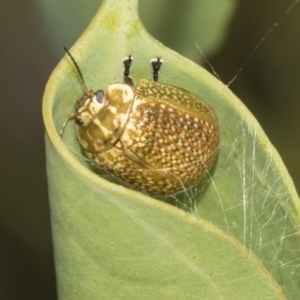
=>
[60,47,219,196]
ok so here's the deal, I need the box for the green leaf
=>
[43,0,300,299]
[37,0,236,61]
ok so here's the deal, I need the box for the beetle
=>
[60,47,219,196]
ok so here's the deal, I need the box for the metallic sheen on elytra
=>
[61,48,219,196]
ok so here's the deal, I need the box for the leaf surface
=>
[43,0,300,298]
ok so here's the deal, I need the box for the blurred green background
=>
[1,0,299,299]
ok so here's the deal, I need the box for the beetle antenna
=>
[63,46,90,95]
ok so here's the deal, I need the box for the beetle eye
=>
[95,90,104,103]
[75,117,84,125]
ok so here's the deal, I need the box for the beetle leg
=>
[150,57,163,82]
[122,55,134,86]
[59,112,76,138]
